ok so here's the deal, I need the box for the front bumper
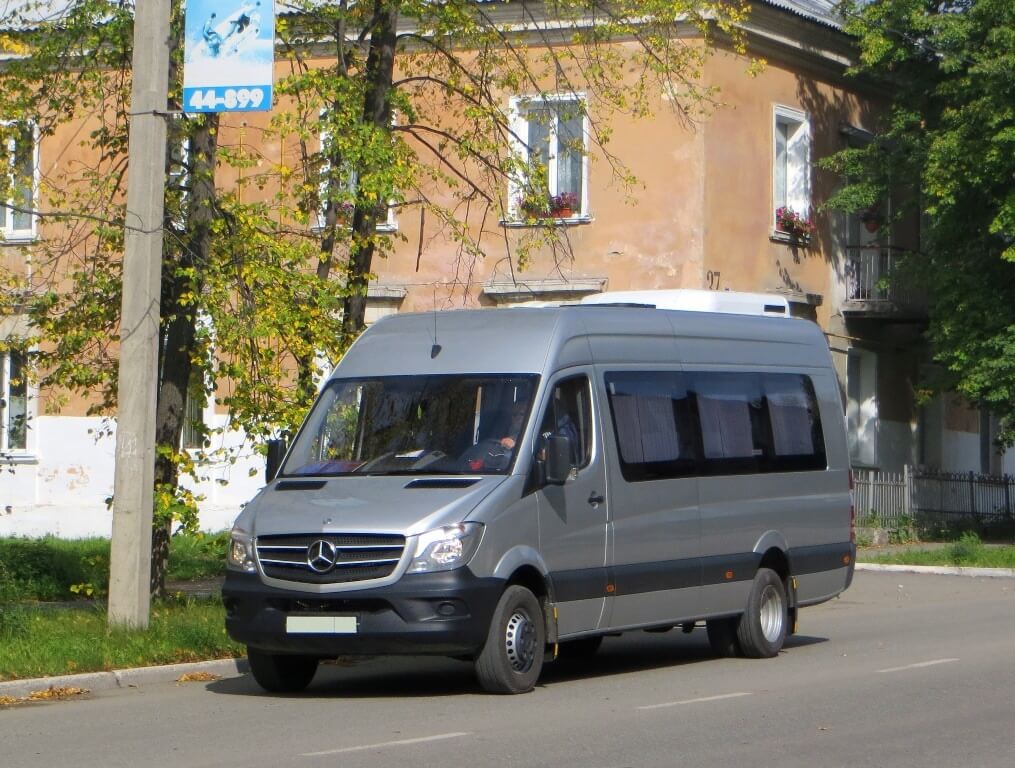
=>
[223,569,504,657]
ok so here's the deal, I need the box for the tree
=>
[823,0,1015,445]
[0,0,752,595]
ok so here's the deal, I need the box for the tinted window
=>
[604,370,826,481]
[605,372,697,481]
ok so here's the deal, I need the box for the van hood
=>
[242,475,507,537]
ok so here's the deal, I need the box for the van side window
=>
[604,370,827,481]
[694,373,769,472]
[538,376,593,468]
[692,371,825,474]
[762,373,826,471]
[605,371,697,481]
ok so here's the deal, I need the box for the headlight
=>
[227,527,257,573]
[408,523,484,574]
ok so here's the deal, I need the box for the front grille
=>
[256,533,405,585]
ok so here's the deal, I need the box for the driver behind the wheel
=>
[497,398,529,450]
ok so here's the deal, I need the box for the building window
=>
[773,106,810,228]
[847,348,878,467]
[1,348,28,452]
[0,122,37,240]
[181,376,206,450]
[509,94,588,219]
[317,129,397,232]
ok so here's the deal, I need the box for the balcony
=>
[843,246,927,320]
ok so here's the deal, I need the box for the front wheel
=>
[736,568,788,658]
[247,647,319,693]
[475,585,545,694]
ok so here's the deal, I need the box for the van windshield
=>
[282,374,538,477]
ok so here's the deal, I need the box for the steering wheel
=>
[463,438,511,471]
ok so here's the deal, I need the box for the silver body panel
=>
[242,305,852,634]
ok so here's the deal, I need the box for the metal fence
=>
[854,466,1015,530]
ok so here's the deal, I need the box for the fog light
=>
[437,602,457,617]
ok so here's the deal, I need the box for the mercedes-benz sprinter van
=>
[223,291,855,694]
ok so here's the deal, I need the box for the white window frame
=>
[316,126,397,233]
[0,121,39,242]
[1,346,34,456]
[508,93,590,221]
[846,347,878,468]
[772,105,811,231]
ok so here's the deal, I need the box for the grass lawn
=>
[859,532,1015,569]
[0,597,242,682]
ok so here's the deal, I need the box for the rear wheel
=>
[735,568,788,658]
[475,585,545,694]
[247,647,319,693]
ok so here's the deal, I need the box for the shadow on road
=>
[205,628,827,699]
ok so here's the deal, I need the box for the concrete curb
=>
[855,562,1015,580]
[0,657,248,700]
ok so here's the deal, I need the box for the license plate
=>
[286,616,358,634]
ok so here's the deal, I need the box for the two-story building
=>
[2,0,1011,536]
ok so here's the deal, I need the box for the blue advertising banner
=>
[183,0,275,112]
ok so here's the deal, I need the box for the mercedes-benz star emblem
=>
[306,540,339,573]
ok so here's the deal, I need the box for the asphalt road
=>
[3,571,1014,768]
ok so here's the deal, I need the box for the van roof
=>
[580,289,791,317]
[333,303,829,380]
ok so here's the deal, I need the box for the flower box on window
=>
[775,206,814,240]
[550,192,579,219]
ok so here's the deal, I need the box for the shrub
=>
[949,531,985,565]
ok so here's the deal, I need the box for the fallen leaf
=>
[27,686,89,701]
[176,671,220,683]
[0,695,20,707]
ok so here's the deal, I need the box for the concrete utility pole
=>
[108,0,171,629]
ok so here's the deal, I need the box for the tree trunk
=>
[341,0,399,345]
[150,116,219,597]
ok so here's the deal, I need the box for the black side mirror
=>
[543,435,574,486]
[266,439,287,483]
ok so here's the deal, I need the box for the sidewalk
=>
[0,658,248,701]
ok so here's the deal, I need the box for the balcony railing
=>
[844,246,927,318]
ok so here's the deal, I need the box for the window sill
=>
[310,222,398,234]
[500,215,594,229]
[0,234,38,246]
[769,229,811,246]
[0,453,38,465]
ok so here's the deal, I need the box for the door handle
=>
[588,492,605,506]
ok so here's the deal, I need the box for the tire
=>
[475,585,545,694]
[556,635,603,660]
[706,617,740,658]
[247,647,319,693]
[735,568,788,659]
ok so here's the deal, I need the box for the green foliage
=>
[0,534,228,602]
[860,539,1015,569]
[888,515,918,545]
[0,596,241,681]
[948,530,986,565]
[0,537,109,602]
[165,530,230,582]
[822,0,1015,445]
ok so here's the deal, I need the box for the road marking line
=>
[638,692,752,711]
[302,732,471,757]
[877,658,960,674]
